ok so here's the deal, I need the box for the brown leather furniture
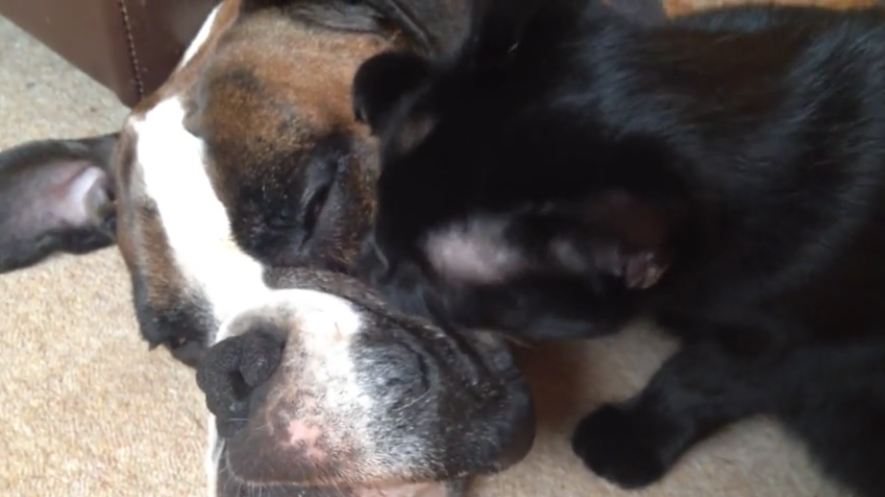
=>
[0,0,217,107]
[2,0,877,107]
[0,0,670,109]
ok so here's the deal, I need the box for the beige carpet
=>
[0,13,851,497]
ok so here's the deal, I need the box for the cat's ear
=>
[353,51,433,136]
[0,134,118,273]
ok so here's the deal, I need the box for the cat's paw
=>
[572,404,669,488]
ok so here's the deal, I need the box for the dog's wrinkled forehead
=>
[187,10,389,267]
[113,0,398,356]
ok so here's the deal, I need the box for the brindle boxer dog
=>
[0,1,536,496]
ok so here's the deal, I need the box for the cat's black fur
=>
[352,1,885,495]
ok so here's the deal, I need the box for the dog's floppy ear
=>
[365,0,473,55]
[249,0,472,55]
[0,134,118,273]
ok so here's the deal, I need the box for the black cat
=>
[352,1,885,495]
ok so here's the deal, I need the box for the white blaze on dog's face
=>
[131,96,268,334]
[114,1,389,362]
[0,1,532,497]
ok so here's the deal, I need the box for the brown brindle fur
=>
[114,0,244,322]
[113,0,878,351]
[1,0,882,495]
[191,11,393,268]
[114,1,410,334]
[131,0,244,116]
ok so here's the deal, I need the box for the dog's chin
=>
[215,447,468,497]
[218,480,464,497]
[218,482,461,497]
[354,483,463,497]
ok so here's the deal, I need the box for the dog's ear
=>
[0,134,118,273]
[244,0,472,55]
[365,0,473,55]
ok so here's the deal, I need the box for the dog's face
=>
[115,1,391,364]
[0,1,533,495]
[202,267,532,497]
[352,1,680,338]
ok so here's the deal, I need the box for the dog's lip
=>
[221,479,460,497]
[262,267,528,387]
[218,444,466,497]
[253,268,534,469]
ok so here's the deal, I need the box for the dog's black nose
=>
[196,329,285,438]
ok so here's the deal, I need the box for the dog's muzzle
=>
[198,269,534,497]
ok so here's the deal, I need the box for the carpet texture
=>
[0,9,859,497]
